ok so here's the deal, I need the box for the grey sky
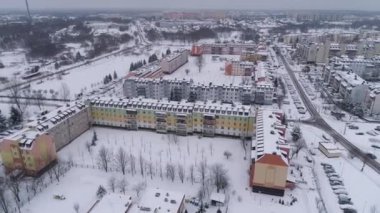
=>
[1,0,380,11]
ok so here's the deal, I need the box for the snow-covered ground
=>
[164,54,246,86]
[299,124,380,212]
[23,127,315,213]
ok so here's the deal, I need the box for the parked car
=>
[330,181,344,186]
[366,153,377,160]
[355,132,364,135]
[338,197,353,205]
[329,176,343,182]
[348,125,359,130]
[334,189,348,195]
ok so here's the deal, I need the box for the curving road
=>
[276,47,380,174]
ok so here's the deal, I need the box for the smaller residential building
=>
[137,188,185,213]
[225,60,255,76]
[0,129,57,176]
[250,109,289,196]
[322,68,369,106]
[161,49,189,74]
[240,51,268,62]
[318,142,341,158]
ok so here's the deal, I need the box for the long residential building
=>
[191,42,256,56]
[160,49,189,74]
[331,56,380,81]
[89,97,255,138]
[250,109,290,196]
[123,77,266,105]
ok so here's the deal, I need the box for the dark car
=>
[366,153,377,160]
[330,181,344,186]
[339,200,353,205]
[355,132,364,135]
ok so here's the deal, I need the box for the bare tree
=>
[60,82,70,100]
[130,153,136,176]
[210,164,230,192]
[132,182,146,197]
[223,151,232,159]
[52,161,65,182]
[6,178,21,202]
[116,147,128,175]
[97,146,112,172]
[0,185,9,213]
[73,203,80,213]
[196,55,204,72]
[117,178,128,194]
[139,152,145,177]
[147,161,154,180]
[30,177,43,195]
[370,205,378,213]
[8,77,30,117]
[85,141,92,155]
[108,176,116,193]
[189,164,195,185]
[178,164,185,183]
[166,163,176,182]
[197,186,206,213]
[197,160,208,192]
[291,137,306,159]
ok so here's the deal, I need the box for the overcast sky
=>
[2,0,380,11]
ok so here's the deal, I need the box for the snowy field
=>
[299,124,380,212]
[23,127,313,213]
[164,54,246,86]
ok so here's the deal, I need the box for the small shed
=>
[210,192,226,206]
[319,142,341,158]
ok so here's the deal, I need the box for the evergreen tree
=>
[129,63,134,71]
[143,60,146,65]
[75,52,82,61]
[0,111,7,132]
[109,74,113,81]
[166,48,171,55]
[9,106,22,126]
[92,131,98,146]
[113,71,118,79]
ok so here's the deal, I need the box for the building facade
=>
[0,130,57,176]
[89,97,255,138]
[191,43,256,56]
[160,49,189,74]
[225,60,255,76]
[123,78,263,105]
[322,68,369,106]
[250,110,289,196]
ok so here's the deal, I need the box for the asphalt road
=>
[277,47,380,174]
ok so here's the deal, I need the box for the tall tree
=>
[0,111,7,132]
[97,146,112,172]
[9,106,22,126]
[116,147,128,175]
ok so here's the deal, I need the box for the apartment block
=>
[191,43,256,56]
[32,102,91,150]
[0,130,57,176]
[332,56,380,81]
[89,97,255,138]
[250,110,289,196]
[225,60,255,76]
[322,68,369,106]
[240,51,268,62]
[123,77,261,105]
[160,49,189,74]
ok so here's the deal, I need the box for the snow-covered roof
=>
[335,71,365,87]
[138,188,185,213]
[3,129,44,150]
[90,97,253,117]
[162,49,187,62]
[252,109,288,165]
[28,102,87,132]
[92,193,132,213]
[210,192,226,204]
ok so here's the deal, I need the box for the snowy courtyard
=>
[21,127,312,213]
